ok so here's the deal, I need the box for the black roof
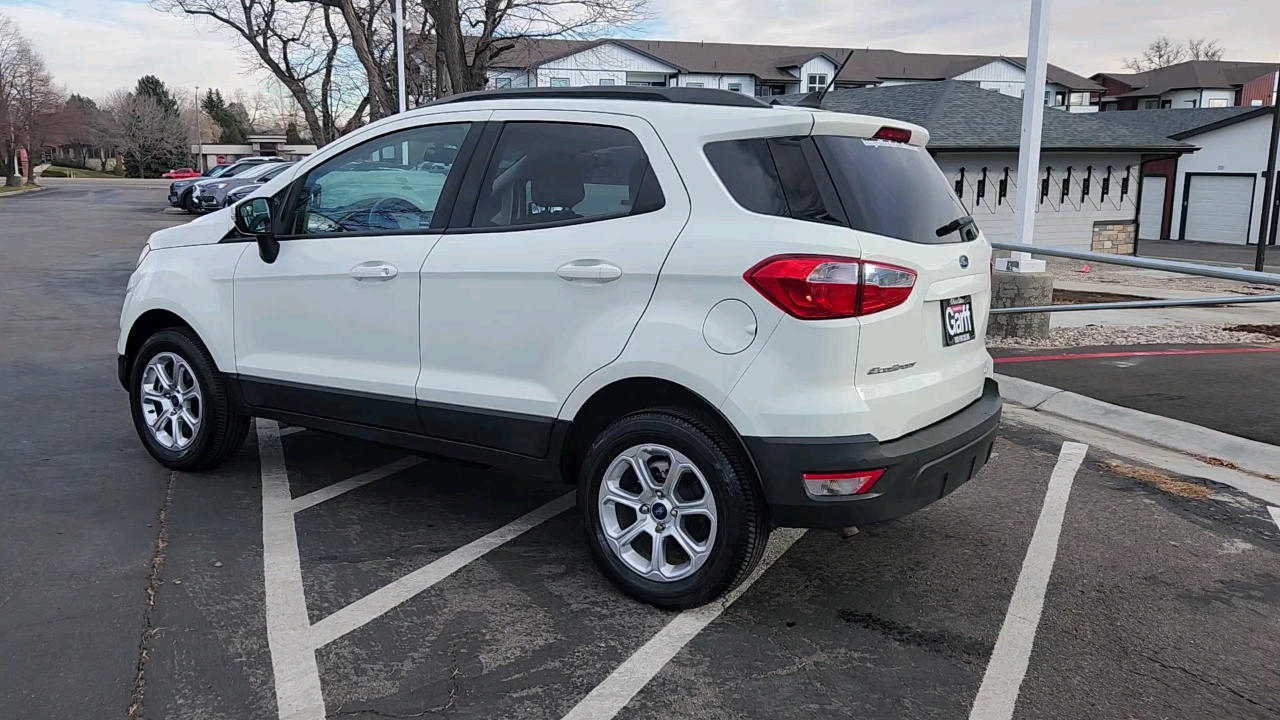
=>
[774,81,1194,153]
[428,85,771,109]
[1091,106,1271,140]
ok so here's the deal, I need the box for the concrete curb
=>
[996,373,1280,479]
[0,185,46,198]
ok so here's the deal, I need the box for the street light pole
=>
[996,0,1052,274]
[1254,67,1280,272]
[395,0,407,113]
[194,86,202,173]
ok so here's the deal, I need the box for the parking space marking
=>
[560,528,807,720]
[292,457,426,512]
[1269,507,1280,531]
[279,426,306,437]
[310,492,575,648]
[257,418,327,720]
[970,441,1088,720]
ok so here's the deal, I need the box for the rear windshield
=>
[814,135,969,245]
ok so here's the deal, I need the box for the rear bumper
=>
[744,378,1001,528]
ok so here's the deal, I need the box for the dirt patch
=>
[1099,461,1213,500]
[1052,289,1157,305]
[1225,324,1280,339]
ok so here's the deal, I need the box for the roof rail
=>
[426,86,772,109]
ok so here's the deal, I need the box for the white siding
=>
[1163,89,1204,108]
[672,73,755,93]
[488,70,532,88]
[540,43,676,74]
[535,68,626,86]
[935,152,1142,251]
[954,60,1030,99]
[798,57,837,92]
[1201,89,1237,107]
[1169,113,1274,243]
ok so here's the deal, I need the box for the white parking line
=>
[969,441,1088,720]
[560,528,807,720]
[310,492,575,648]
[1269,506,1280,531]
[257,418,327,720]
[292,457,425,512]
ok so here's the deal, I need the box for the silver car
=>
[194,162,295,212]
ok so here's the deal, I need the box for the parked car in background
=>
[193,162,295,212]
[169,157,287,212]
[162,168,202,179]
[222,183,259,207]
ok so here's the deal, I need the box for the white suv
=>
[119,87,1001,608]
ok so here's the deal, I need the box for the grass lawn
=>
[40,166,126,179]
[0,184,41,194]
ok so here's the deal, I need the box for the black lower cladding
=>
[228,375,556,458]
[744,378,1002,528]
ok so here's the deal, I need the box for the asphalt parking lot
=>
[4,180,1280,720]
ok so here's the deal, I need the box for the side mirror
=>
[235,197,280,263]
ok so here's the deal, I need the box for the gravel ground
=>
[1043,257,1274,295]
[987,323,1277,348]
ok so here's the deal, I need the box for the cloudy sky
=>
[2,0,1277,99]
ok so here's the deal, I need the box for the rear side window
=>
[469,122,665,229]
[704,138,842,225]
[815,136,969,244]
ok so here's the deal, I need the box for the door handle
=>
[556,261,623,282]
[350,262,398,281]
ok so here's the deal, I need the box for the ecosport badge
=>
[868,362,917,376]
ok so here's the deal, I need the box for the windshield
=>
[815,135,970,245]
[206,165,232,178]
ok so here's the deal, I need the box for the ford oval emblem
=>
[959,255,970,269]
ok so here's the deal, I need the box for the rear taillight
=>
[744,255,916,319]
[803,469,886,496]
[873,126,913,144]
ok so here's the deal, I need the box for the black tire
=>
[183,190,200,214]
[129,327,250,470]
[578,407,769,609]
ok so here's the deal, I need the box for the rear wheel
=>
[129,328,250,470]
[183,191,199,214]
[578,407,769,609]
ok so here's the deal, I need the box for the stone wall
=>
[1091,220,1136,255]
[988,271,1053,340]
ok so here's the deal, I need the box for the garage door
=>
[1138,176,1166,240]
[1182,174,1255,244]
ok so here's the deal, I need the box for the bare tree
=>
[101,90,189,178]
[1123,36,1188,72]
[427,0,652,95]
[0,13,29,183]
[1188,38,1226,61]
[152,0,366,145]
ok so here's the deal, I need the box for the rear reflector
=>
[744,255,916,320]
[803,469,886,497]
[872,126,913,144]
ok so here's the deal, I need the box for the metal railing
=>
[988,241,1280,315]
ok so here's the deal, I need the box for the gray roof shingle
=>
[485,39,1104,90]
[1094,61,1278,98]
[774,81,1194,152]
[1091,106,1271,140]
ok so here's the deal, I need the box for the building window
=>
[494,77,512,89]
[685,82,704,88]
[1144,99,1160,109]
[727,83,742,92]
[1068,92,1088,106]
[1207,98,1229,107]
[807,73,828,93]
[549,78,570,87]
[1161,99,1172,108]
[1185,99,1198,108]
[598,78,615,86]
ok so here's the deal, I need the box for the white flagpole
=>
[396,0,407,113]
[999,0,1051,273]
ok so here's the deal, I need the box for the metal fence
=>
[988,241,1280,315]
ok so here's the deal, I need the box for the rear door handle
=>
[350,262,398,281]
[556,261,622,282]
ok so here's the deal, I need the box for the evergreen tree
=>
[285,122,305,144]
[135,75,180,117]
[201,88,250,144]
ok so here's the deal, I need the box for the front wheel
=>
[129,328,250,470]
[578,408,769,609]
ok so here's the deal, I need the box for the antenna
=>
[795,49,855,108]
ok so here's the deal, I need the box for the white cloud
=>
[1,0,263,100]
[648,0,1280,74]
